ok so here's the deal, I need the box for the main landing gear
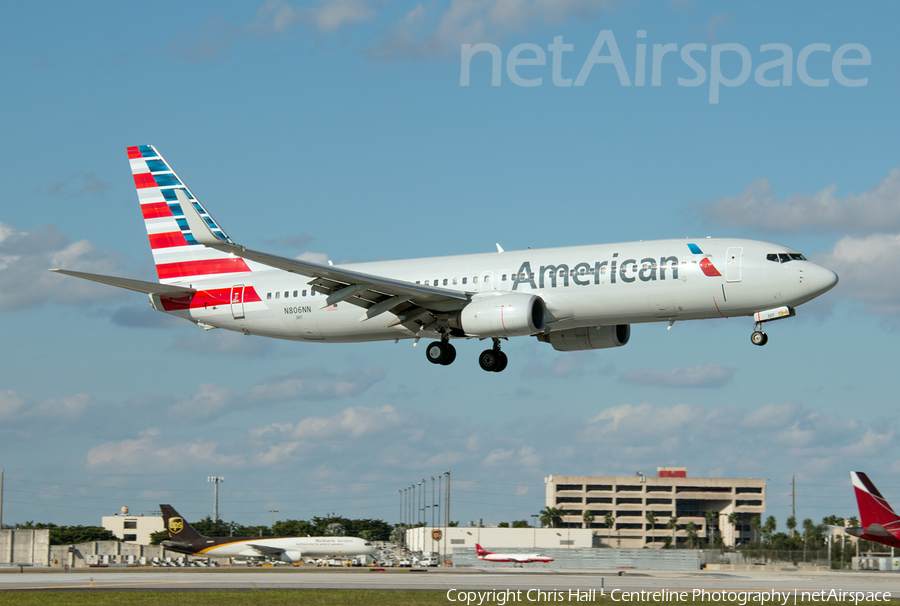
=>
[751,322,768,346]
[478,339,508,373]
[425,339,456,366]
[424,337,508,372]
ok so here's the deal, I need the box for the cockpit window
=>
[766,254,779,262]
[778,253,791,263]
[364,542,373,546]
[789,253,807,261]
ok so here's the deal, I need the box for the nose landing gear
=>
[478,339,508,372]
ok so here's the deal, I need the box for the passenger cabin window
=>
[462,277,467,284]
[284,291,289,298]
[275,292,280,299]
[267,293,272,300]
[302,290,307,296]
[452,277,458,285]
[293,290,298,297]
[443,278,448,286]
[473,276,478,284]
[425,280,430,285]
[501,274,507,281]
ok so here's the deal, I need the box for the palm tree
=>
[582,509,595,529]
[750,516,762,545]
[763,516,777,545]
[667,516,679,549]
[802,518,815,560]
[786,515,797,538]
[685,521,699,549]
[704,511,716,548]
[727,512,739,547]
[646,511,657,544]
[604,512,615,546]
[539,507,563,529]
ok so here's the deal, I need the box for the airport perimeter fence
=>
[704,549,830,568]
[453,548,700,571]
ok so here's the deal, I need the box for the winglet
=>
[496,243,504,253]
[175,189,227,248]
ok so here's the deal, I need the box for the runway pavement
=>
[1,567,899,595]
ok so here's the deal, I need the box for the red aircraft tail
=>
[851,472,900,531]
[475,543,492,556]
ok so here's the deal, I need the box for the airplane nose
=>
[807,264,839,296]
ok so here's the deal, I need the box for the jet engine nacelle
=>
[539,325,630,351]
[451,293,547,338]
[280,550,303,563]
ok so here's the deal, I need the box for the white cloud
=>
[700,167,900,234]
[171,0,379,60]
[163,367,386,421]
[86,428,242,469]
[0,389,94,430]
[42,172,109,197]
[296,251,331,265]
[246,367,385,402]
[619,363,735,388]
[817,232,900,315]
[168,383,234,420]
[0,221,131,311]
[369,0,615,61]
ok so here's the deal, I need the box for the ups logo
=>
[168,517,184,534]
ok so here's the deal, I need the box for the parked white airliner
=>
[52,145,839,372]
[476,543,553,564]
[158,505,376,561]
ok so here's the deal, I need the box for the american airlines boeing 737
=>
[52,145,839,372]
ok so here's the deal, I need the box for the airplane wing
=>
[48,269,196,298]
[244,543,287,557]
[175,190,469,327]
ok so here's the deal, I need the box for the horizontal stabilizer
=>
[49,269,195,298]
[864,523,893,537]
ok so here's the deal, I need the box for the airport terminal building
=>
[546,467,765,548]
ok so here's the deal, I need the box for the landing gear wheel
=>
[426,341,456,365]
[439,343,456,366]
[479,349,501,372]
[478,349,508,372]
[751,331,768,346]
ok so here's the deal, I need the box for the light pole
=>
[269,510,278,528]
[531,514,539,548]
[208,476,224,521]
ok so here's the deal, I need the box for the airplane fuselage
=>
[155,238,835,343]
[163,535,376,559]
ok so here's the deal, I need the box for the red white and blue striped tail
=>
[127,145,252,284]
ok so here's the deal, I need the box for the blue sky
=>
[2,1,899,531]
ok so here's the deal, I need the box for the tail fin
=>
[851,472,900,530]
[160,504,203,541]
[126,145,252,284]
[475,543,491,556]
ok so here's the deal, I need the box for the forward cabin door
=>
[230,285,245,319]
[725,248,742,282]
